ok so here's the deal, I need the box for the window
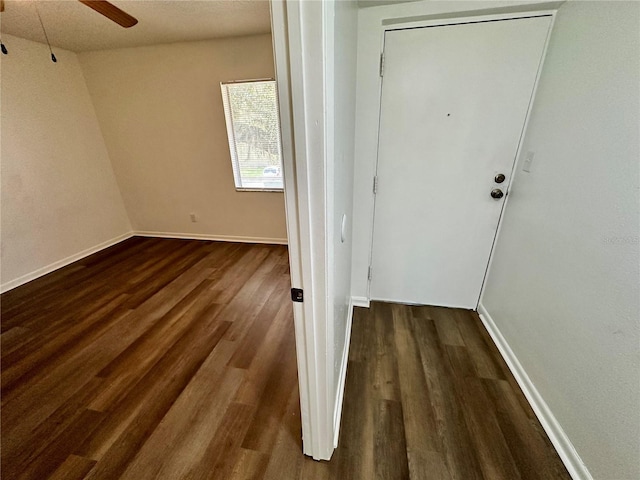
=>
[220,79,284,191]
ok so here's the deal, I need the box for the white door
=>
[370,16,552,308]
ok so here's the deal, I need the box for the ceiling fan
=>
[77,1,138,28]
[0,0,138,28]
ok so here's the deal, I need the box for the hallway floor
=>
[283,302,571,480]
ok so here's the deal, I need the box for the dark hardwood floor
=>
[1,237,570,479]
[327,303,572,480]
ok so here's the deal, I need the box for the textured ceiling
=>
[0,0,272,52]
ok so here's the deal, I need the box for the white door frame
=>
[270,0,557,461]
[368,9,557,309]
[349,2,562,306]
[270,0,334,461]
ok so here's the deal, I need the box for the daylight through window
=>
[220,80,283,191]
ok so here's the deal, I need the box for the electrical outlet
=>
[522,151,535,173]
[190,213,197,223]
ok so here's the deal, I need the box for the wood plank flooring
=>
[324,302,571,480]
[1,237,570,479]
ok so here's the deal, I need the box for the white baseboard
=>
[477,303,593,480]
[351,296,370,308]
[0,231,134,294]
[1,231,287,294]
[333,297,355,447]
[134,230,288,245]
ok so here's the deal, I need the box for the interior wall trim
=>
[351,296,370,308]
[333,297,355,447]
[477,303,593,480]
[0,231,134,293]
[0,230,290,294]
[134,231,288,245]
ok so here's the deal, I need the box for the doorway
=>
[370,15,552,309]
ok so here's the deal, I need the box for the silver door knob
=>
[491,188,504,199]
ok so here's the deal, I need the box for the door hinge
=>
[368,266,373,281]
[291,288,303,303]
[373,175,378,195]
[379,53,385,77]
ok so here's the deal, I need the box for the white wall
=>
[328,0,359,442]
[78,35,288,243]
[481,2,640,479]
[1,35,131,290]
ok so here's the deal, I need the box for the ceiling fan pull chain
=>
[0,1,6,54]
[34,2,57,63]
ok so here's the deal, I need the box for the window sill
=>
[235,188,284,193]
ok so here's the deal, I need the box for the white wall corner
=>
[0,231,134,294]
[477,303,594,480]
[333,297,355,447]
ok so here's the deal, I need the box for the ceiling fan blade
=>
[78,0,138,28]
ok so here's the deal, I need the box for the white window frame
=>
[220,78,284,192]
